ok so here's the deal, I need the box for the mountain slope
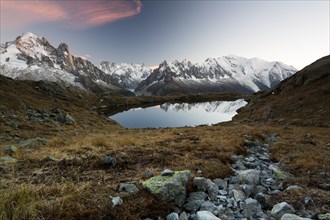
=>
[99,61,151,90]
[234,55,330,126]
[0,33,133,95]
[135,56,297,95]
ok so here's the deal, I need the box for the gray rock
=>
[281,214,311,220]
[237,169,260,185]
[218,205,235,220]
[143,170,191,206]
[206,179,218,201]
[183,200,204,212]
[218,189,227,196]
[119,183,139,193]
[0,156,17,163]
[111,196,123,207]
[100,156,116,166]
[200,201,218,215]
[319,183,330,190]
[193,177,208,191]
[213,178,227,189]
[304,197,315,207]
[166,213,179,220]
[196,211,220,220]
[161,169,175,176]
[232,189,245,202]
[285,185,302,191]
[179,211,189,220]
[271,202,295,219]
[187,191,208,202]
[241,198,264,218]
[241,184,254,198]
[255,193,271,209]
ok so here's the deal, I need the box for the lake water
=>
[109,99,247,128]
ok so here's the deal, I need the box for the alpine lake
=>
[109,99,247,128]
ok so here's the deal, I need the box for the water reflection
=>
[109,99,247,128]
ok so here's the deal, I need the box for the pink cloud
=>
[1,0,142,29]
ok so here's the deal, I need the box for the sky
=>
[1,0,329,70]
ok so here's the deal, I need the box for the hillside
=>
[234,55,330,127]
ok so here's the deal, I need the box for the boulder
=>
[241,198,264,218]
[271,202,295,219]
[111,196,123,207]
[237,169,260,185]
[318,213,330,220]
[0,145,17,154]
[186,191,208,202]
[183,200,204,212]
[200,201,218,215]
[196,211,220,220]
[179,211,189,220]
[143,170,191,206]
[213,178,227,189]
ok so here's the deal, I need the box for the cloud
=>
[1,0,142,29]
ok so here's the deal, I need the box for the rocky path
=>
[142,135,327,220]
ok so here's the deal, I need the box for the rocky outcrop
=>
[143,170,191,206]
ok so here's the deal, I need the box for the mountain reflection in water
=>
[109,99,247,128]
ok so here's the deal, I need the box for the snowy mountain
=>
[99,61,151,90]
[0,32,133,95]
[135,56,297,95]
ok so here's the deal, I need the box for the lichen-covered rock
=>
[143,170,191,206]
[119,183,139,193]
[19,137,48,148]
[0,145,17,154]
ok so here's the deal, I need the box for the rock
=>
[161,169,175,176]
[304,197,314,207]
[269,164,291,180]
[119,183,139,193]
[206,179,218,201]
[200,201,218,215]
[237,169,260,185]
[213,178,227,189]
[100,156,116,166]
[0,145,17,154]
[285,185,302,191]
[166,213,179,220]
[111,196,123,207]
[193,177,208,191]
[196,211,220,220]
[271,202,295,219]
[0,156,17,163]
[241,198,264,218]
[318,213,330,220]
[187,191,208,202]
[143,170,191,206]
[179,211,189,220]
[281,214,312,220]
[183,200,204,212]
[19,137,48,148]
[218,189,227,196]
[145,170,154,178]
[218,205,235,220]
[231,189,245,202]
[319,183,330,190]
[255,193,271,209]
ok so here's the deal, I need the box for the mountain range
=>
[0,32,297,95]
